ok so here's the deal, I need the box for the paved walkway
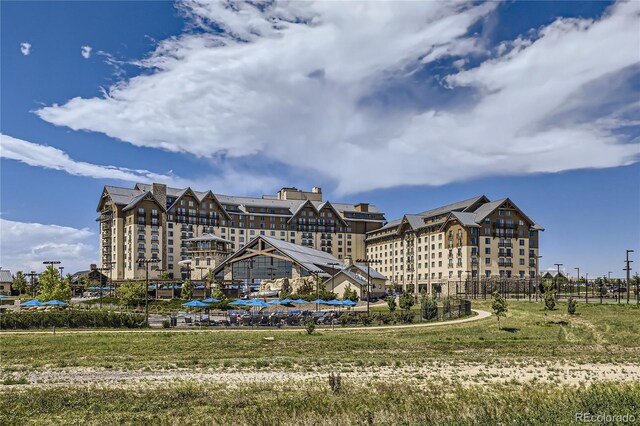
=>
[0,309,491,335]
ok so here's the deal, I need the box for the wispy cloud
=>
[34,1,640,194]
[81,45,92,59]
[20,42,31,56]
[0,134,281,195]
[0,218,96,274]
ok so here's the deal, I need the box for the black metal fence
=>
[420,299,471,321]
[450,279,640,304]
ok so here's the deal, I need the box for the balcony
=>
[494,222,517,229]
[499,252,513,258]
[498,262,513,268]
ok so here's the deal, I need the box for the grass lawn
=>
[1,301,639,425]
[2,300,639,371]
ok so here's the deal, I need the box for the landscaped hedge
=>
[0,310,147,329]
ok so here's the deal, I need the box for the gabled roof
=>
[122,191,166,212]
[416,195,489,219]
[350,264,386,280]
[213,236,341,278]
[471,199,508,222]
[0,270,12,283]
[287,199,318,223]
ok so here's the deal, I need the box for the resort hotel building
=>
[97,183,386,281]
[365,195,543,294]
[97,184,542,294]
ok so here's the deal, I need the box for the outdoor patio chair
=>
[185,317,193,325]
[242,316,252,326]
[229,316,238,326]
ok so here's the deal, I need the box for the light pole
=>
[574,267,580,299]
[624,250,634,304]
[584,273,589,303]
[25,271,38,298]
[138,258,160,326]
[356,258,382,315]
[554,263,563,296]
[310,269,324,313]
[95,264,113,309]
[58,267,64,281]
[328,262,340,294]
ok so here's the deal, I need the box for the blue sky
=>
[1,1,638,276]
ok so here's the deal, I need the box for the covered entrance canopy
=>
[212,236,341,284]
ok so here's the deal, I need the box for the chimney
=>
[343,256,353,267]
[354,203,369,212]
[311,187,322,194]
[151,183,167,209]
[90,264,97,271]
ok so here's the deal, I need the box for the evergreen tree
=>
[181,279,193,300]
[492,291,508,330]
[12,271,28,294]
[37,265,71,302]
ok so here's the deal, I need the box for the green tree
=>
[37,265,71,302]
[421,291,438,320]
[212,282,226,301]
[399,291,414,312]
[343,285,359,302]
[386,296,397,313]
[12,271,28,294]
[541,281,556,324]
[491,291,508,330]
[442,295,452,319]
[117,280,146,306]
[567,297,577,315]
[181,279,193,300]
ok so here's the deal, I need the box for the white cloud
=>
[0,134,281,195]
[0,218,96,274]
[20,42,31,56]
[35,1,640,194]
[81,45,92,59]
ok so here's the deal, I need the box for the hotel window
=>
[168,223,173,228]
[520,239,525,246]
[189,201,194,207]
[519,249,525,255]
[181,200,185,206]
[485,247,491,255]
[484,228,491,235]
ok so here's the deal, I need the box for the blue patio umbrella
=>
[342,300,357,306]
[310,299,328,304]
[267,299,281,305]
[229,300,252,306]
[202,298,221,303]
[280,298,294,304]
[251,299,270,308]
[182,300,210,307]
[326,300,343,306]
[293,299,309,304]
[0,295,9,299]
[43,300,68,306]
[21,300,43,307]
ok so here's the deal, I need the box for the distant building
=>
[97,183,385,281]
[366,195,543,294]
[0,269,12,295]
[323,263,387,299]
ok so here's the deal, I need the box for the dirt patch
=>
[5,360,639,389]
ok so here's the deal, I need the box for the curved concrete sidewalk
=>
[0,309,491,336]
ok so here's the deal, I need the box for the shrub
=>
[399,291,414,311]
[421,292,438,321]
[0,310,146,329]
[443,296,452,319]
[328,372,342,394]
[360,313,372,326]
[162,320,171,328]
[386,296,397,313]
[305,317,315,335]
[397,311,415,324]
[567,297,577,315]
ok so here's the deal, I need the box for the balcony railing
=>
[498,241,513,248]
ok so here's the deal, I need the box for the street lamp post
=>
[585,273,589,304]
[356,258,382,315]
[554,263,563,296]
[328,262,340,294]
[574,267,580,300]
[624,250,634,305]
[95,264,113,309]
[25,271,38,298]
[138,258,160,326]
[310,269,324,313]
